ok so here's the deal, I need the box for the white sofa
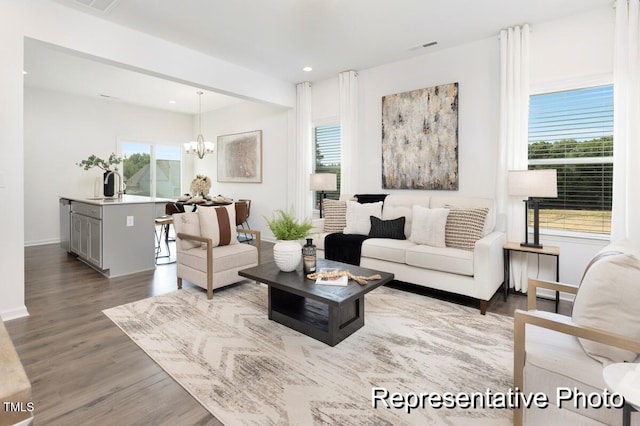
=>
[312,194,506,314]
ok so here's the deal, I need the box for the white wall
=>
[191,102,291,241]
[23,87,194,245]
[530,7,614,91]
[358,38,500,197]
[0,0,294,320]
[312,37,500,198]
[310,6,616,287]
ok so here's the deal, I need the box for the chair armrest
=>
[513,309,640,425]
[236,228,262,265]
[527,278,578,310]
[515,309,640,353]
[176,232,211,245]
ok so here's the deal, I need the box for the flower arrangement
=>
[264,208,313,240]
[190,175,212,195]
[77,153,123,171]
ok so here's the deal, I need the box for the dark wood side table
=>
[503,242,560,312]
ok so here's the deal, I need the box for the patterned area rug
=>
[103,283,514,425]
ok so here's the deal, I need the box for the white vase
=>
[273,240,302,272]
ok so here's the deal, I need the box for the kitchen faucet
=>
[104,170,125,199]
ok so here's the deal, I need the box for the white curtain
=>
[612,0,640,242]
[496,25,531,292]
[295,81,313,222]
[339,70,358,195]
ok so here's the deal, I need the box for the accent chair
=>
[514,240,640,425]
[173,203,261,299]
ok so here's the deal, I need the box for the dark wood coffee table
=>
[239,259,394,346]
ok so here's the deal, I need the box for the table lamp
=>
[508,169,558,249]
[310,173,337,218]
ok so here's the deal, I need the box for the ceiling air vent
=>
[74,0,119,12]
[408,41,438,51]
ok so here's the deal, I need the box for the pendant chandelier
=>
[184,91,215,159]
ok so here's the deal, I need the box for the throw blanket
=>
[324,232,370,266]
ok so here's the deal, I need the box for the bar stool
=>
[154,203,183,264]
[155,216,173,263]
[235,200,253,243]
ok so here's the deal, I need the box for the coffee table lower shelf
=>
[269,287,364,346]
[239,259,394,347]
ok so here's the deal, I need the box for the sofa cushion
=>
[178,243,257,273]
[444,207,488,251]
[382,194,431,238]
[409,206,449,247]
[173,212,201,250]
[322,199,347,233]
[361,238,417,264]
[198,205,238,248]
[525,324,609,400]
[572,241,640,364]
[368,216,406,240]
[405,245,474,276]
[343,200,382,235]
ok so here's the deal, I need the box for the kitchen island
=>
[60,195,173,277]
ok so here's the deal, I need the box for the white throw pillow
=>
[342,201,383,235]
[572,244,640,364]
[409,206,449,247]
[197,205,238,247]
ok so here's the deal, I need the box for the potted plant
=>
[77,153,123,197]
[265,208,313,272]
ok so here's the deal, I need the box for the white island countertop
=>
[60,195,174,206]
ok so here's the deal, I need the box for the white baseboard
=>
[24,238,59,247]
[1,306,30,321]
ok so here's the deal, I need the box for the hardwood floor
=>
[5,242,571,425]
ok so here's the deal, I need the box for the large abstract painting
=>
[381,83,459,190]
[217,130,262,183]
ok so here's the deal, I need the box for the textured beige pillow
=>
[172,212,201,250]
[444,207,489,251]
[197,205,238,247]
[409,206,449,247]
[572,250,640,364]
[343,200,383,235]
[322,199,347,233]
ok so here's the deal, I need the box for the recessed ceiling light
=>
[23,70,28,75]
[303,66,313,72]
[169,100,177,104]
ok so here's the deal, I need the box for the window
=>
[121,142,182,198]
[528,85,613,235]
[314,124,341,210]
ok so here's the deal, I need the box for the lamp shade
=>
[508,169,558,198]
[310,173,337,191]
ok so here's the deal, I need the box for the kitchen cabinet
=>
[70,203,102,268]
[61,195,170,277]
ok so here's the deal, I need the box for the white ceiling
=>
[26,0,612,114]
[23,39,245,115]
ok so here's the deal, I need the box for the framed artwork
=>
[217,130,262,183]
[381,82,459,190]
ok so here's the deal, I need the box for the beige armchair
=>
[173,207,261,299]
[514,240,640,425]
